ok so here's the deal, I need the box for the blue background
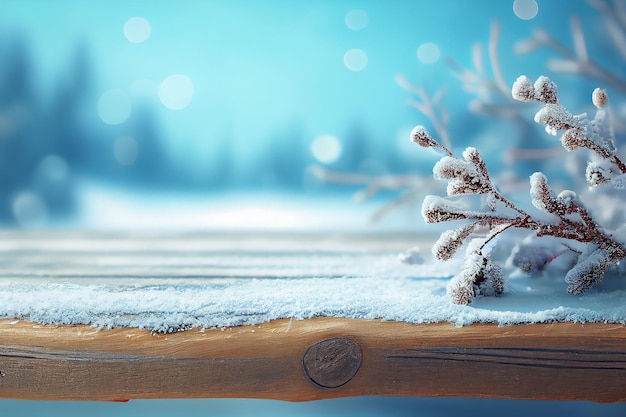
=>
[0,0,625,414]
[0,0,617,229]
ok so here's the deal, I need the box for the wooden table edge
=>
[0,318,624,403]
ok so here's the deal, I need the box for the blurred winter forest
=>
[0,38,172,223]
[0,0,622,229]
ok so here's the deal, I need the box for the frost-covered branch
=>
[512,75,626,185]
[448,21,512,106]
[445,21,564,171]
[309,166,433,223]
[413,76,626,304]
[396,75,452,150]
[515,6,626,93]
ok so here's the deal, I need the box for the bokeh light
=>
[343,49,368,71]
[114,135,139,166]
[345,10,368,31]
[311,135,342,164]
[37,155,69,182]
[159,74,194,110]
[12,191,47,228]
[123,17,151,43]
[97,89,132,125]
[513,0,538,20]
[417,42,440,64]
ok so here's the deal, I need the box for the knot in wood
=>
[302,337,362,388]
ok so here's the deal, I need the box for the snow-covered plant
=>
[413,75,626,304]
[515,1,626,95]
[514,0,626,134]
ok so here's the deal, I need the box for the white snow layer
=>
[0,245,625,333]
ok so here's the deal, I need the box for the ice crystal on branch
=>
[448,248,504,305]
[512,75,626,183]
[414,76,626,304]
[565,245,611,295]
[529,172,564,215]
[433,148,492,196]
[433,223,477,261]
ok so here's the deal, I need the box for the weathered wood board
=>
[0,318,625,402]
[0,230,624,402]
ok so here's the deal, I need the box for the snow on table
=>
[0,230,624,332]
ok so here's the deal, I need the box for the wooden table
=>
[0,231,624,403]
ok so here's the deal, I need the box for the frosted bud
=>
[432,223,476,261]
[586,161,617,186]
[586,168,608,186]
[534,104,577,131]
[592,88,608,109]
[511,75,535,102]
[433,150,490,196]
[556,190,577,205]
[534,76,558,104]
[565,247,609,294]
[530,172,558,213]
[560,128,584,151]
[447,252,504,305]
[462,146,482,166]
[421,195,469,224]
[410,125,436,148]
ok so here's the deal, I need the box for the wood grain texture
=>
[0,230,429,282]
[0,318,625,402]
[0,231,625,402]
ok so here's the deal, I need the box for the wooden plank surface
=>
[0,230,625,403]
[0,318,625,402]
[0,230,429,282]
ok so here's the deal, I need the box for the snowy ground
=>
[1,183,625,331]
[0,229,624,332]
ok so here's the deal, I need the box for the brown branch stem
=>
[492,189,530,218]
[613,154,626,173]
[478,218,527,255]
